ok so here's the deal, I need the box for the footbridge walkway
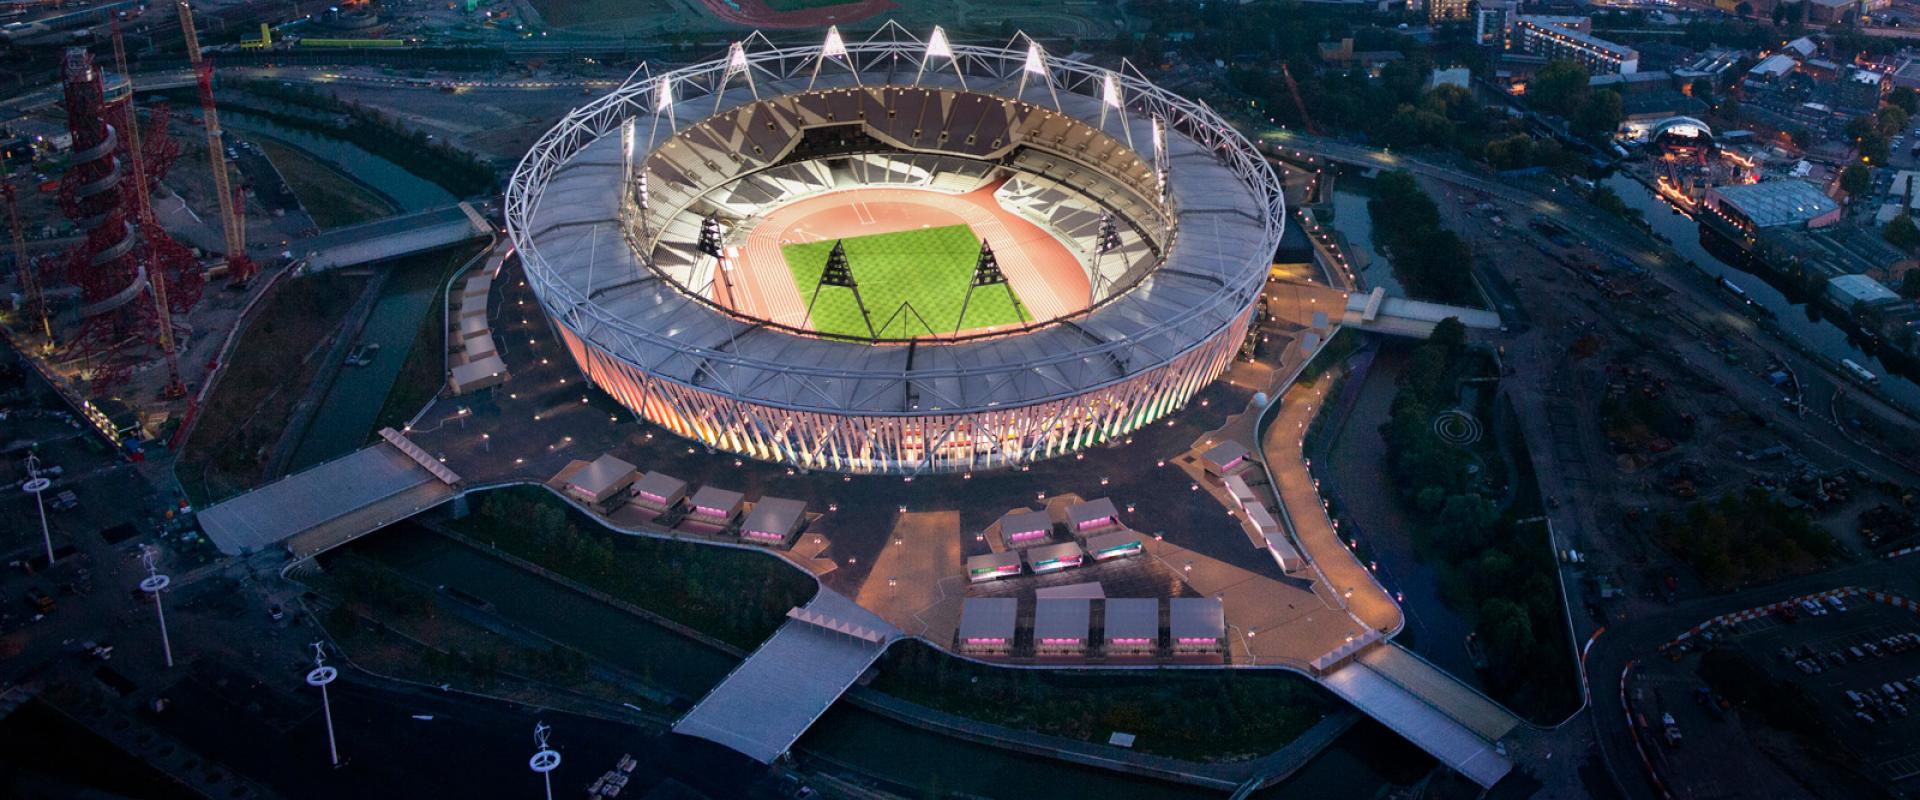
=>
[296,202,493,271]
[672,589,900,764]
[197,428,462,560]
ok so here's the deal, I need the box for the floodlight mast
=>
[21,453,53,567]
[138,545,174,668]
[305,641,342,767]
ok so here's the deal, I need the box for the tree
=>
[1877,105,1910,138]
[1887,215,1920,252]
[1840,163,1873,197]
[1528,59,1592,119]
[1480,598,1537,665]
[1575,89,1624,141]
[1901,267,1920,297]
[1689,77,1716,106]
[1892,86,1920,115]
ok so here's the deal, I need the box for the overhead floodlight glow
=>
[726,41,749,75]
[927,26,953,60]
[822,25,847,59]
[1024,41,1047,75]
[654,75,672,111]
[1151,115,1164,157]
[1102,72,1123,109]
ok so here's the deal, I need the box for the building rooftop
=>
[1200,439,1251,472]
[743,496,807,534]
[1830,274,1902,306]
[1169,597,1225,641]
[1748,54,1797,79]
[1024,541,1084,565]
[998,508,1054,536]
[689,485,745,513]
[1105,598,1159,643]
[1711,180,1839,228]
[632,470,687,502]
[1066,497,1120,527]
[957,597,1018,641]
[567,454,637,500]
[1034,598,1091,642]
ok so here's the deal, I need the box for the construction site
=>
[3,4,261,457]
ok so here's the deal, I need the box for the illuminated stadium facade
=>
[506,26,1285,474]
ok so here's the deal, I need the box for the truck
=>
[1842,359,1880,386]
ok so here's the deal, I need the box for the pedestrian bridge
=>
[673,589,899,764]
[297,203,493,271]
[197,429,461,559]
[1320,644,1519,788]
[1341,287,1502,338]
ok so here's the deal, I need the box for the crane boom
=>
[175,0,253,282]
[2,183,51,344]
[112,20,185,397]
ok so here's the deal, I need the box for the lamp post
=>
[22,453,53,567]
[138,545,173,668]
[306,641,342,767]
[529,722,561,800]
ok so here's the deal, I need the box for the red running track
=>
[717,180,1092,338]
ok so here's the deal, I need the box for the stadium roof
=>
[511,35,1279,418]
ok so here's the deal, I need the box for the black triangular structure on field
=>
[805,240,876,340]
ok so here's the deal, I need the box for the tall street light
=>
[306,641,342,768]
[138,545,173,668]
[529,721,561,800]
[21,452,53,567]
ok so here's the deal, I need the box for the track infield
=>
[783,224,1030,339]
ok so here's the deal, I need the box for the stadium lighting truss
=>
[505,23,1286,474]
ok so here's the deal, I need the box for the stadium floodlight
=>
[715,41,759,112]
[1101,71,1123,109]
[916,25,966,90]
[806,240,876,340]
[1151,114,1170,196]
[822,25,847,59]
[654,74,672,112]
[1023,40,1047,75]
[810,26,860,89]
[697,212,724,259]
[1017,39,1059,108]
[1090,214,1122,297]
[955,239,1023,335]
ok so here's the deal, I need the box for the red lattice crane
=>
[111,20,193,396]
[175,0,254,283]
[2,182,51,344]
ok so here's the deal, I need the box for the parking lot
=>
[1637,593,1920,798]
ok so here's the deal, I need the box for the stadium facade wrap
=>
[506,27,1285,474]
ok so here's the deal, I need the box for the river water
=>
[344,526,1408,799]
[1329,187,1405,296]
[1601,173,1920,411]
[220,110,455,212]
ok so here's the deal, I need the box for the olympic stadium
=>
[506,26,1285,474]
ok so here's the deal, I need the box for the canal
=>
[339,524,1414,798]
[221,110,457,212]
[1328,185,1404,296]
[1603,172,1920,411]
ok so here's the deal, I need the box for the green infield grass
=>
[783,223,1030,338]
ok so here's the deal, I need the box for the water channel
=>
[342,525,1410,798]
[1602,172,1920,411]
[1328,186,1404,296]
[221,110,456,212]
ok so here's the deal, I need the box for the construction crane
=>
[174,0,255,283]
[2,183,51,345]
[1277,62,1320,137]
[112,20,186,397]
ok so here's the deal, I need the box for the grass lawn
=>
[783,224,1029,338]
[449,486,817,650]
[178,271,367,506]
[870,640,1336,761]
[255,137,397,229]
